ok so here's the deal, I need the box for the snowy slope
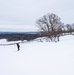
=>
[0,35,74,75]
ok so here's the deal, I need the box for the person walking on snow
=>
[16,43,20,51]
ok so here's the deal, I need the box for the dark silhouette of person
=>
[16,43,20,51]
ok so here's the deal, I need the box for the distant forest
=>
[0,32,41,41]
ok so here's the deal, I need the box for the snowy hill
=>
[0,35,74,75]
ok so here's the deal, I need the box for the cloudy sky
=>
[0,0,74,31]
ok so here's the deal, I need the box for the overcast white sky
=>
[0,0,74,31]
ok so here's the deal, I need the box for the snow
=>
[0,35,74,75]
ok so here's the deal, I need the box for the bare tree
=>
[65,24,72,34]
[36,13,64,42]
[71,23,74,31]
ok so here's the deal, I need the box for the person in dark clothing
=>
[16,43,20,51]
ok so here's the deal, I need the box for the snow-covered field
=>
[0,35,74,75]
